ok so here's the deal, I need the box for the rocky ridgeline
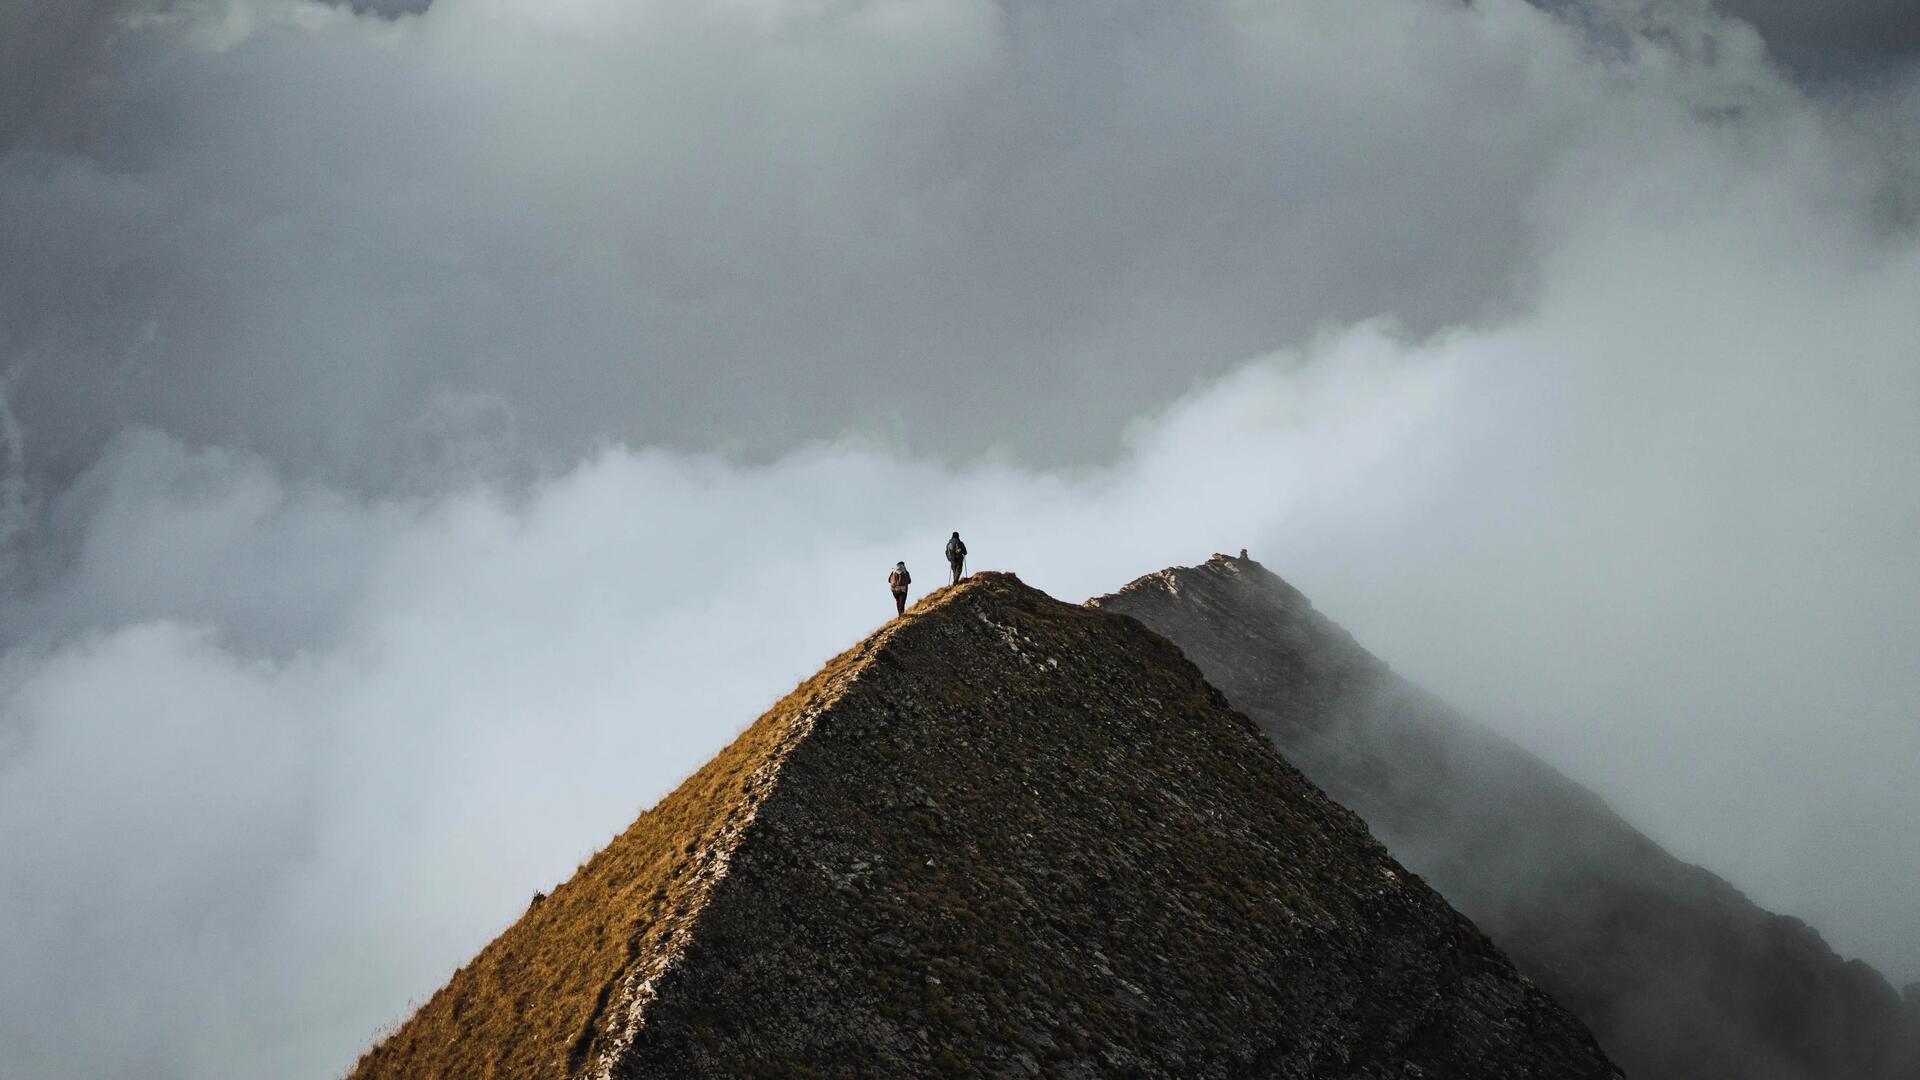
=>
[350,572,1618,1079]
[1094,553,1920,1080]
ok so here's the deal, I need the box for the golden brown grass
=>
[344,579,983,1080]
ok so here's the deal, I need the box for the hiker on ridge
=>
[946,531,968,585]
[888,561,912,616]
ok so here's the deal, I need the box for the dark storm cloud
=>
[7,0,1907,493]
[2,0,1590,490]
[0,1,115,150]
[335,0,430,14]
[1716,0,1920,77]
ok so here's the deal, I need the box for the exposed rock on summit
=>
[350,572,1618,1080]
[1094,553,1920,1080]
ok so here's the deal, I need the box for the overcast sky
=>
[2,2,1918,1078]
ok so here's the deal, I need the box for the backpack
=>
[889,567,909,589]
[946,537,966,560]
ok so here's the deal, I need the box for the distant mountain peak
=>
[350,571,1616,1079]
[1096,557,1920,1080]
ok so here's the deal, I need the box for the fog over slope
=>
[1,2,1917,1078]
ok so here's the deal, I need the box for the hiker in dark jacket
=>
[888,561,911,615]
[945,532,968,585]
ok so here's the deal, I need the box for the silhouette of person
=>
[945,532,968,585]
[888,561,911,616]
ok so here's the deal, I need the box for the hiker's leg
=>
[894,591,906,615]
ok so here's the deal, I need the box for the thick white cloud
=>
[2,2,1919,1079]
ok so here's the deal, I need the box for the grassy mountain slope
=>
[352,572,1618,1079]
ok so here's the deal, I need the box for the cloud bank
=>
[0,0,1757,481]
[1,1,1918,1078]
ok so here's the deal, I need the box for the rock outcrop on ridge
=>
[349,572,1618,1080]
[1094,553,1920,1080]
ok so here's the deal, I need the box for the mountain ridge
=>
[350,571,1619,1079]
[348,578,979,1080]
[1092,553,1919,1080]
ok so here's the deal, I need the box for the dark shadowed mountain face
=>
[1093,555,1920,1080]
[350,573,1617,1080]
